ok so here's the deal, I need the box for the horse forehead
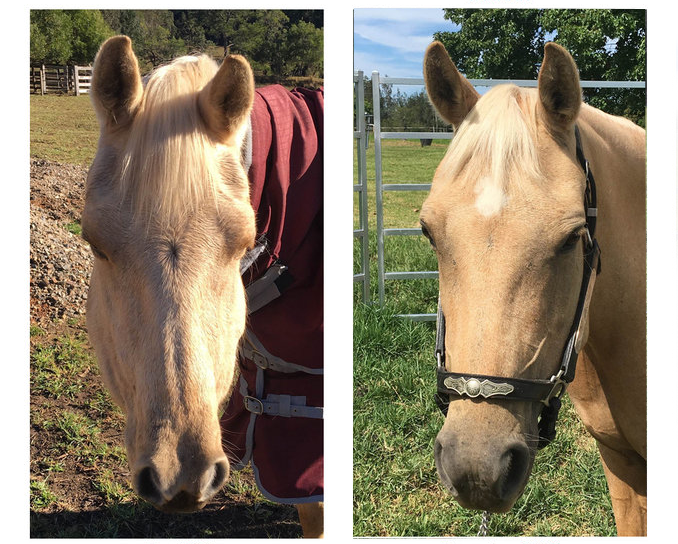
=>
[428,156,582,225]
[472,175,508,218]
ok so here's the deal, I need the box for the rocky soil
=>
[30,159,92,325]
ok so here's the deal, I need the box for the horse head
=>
[83,35,256,513]
[421,41,592,513]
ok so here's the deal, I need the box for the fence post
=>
[353,71,370,303]
[40,64,46,95]
[371,71,385,306]
[74,65,80,96]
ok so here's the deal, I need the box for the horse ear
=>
[90,35,143,133]
[198,54,254,144]
[424,41,480,130]
[538,42,582,130]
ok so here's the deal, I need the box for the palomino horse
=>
[82,36,323,537]
[420,41,645,535]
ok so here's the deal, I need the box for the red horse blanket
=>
[220,85,323,503]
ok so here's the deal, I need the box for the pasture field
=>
[352,138,615,536]
[29,95,302,537]
[30,95,100,165]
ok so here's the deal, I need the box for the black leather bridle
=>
[434,126,602,449]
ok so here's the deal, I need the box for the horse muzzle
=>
[133,456,230,513]
[434,429,533,513]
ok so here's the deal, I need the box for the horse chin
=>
[446,476,528,514]
[156,493,208,514]
[439,469,529,514]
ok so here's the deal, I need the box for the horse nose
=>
[134,457,230,513]
[435,434,530,512]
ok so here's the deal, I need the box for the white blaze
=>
[474,176,508,217]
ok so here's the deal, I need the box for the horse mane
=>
[439,85,543,192]
[117,55,245,223]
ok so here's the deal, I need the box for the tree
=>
[283,10,323,29]
[173,10,209,52]
[249,10,290,76]
[69,10,114,64]
[284,20,323,77]
[31,10,113,65]
[31,10,75,64]
[134,10,186,67]
[434,9,646,126]
[100,10,186,69]
[31,9,323,79]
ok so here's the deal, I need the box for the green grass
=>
[31,332,98,400]
[30,479,59,509]
[355,138,449,231]
[30,95,99,164]
[92,469,136,504]
[353,138,614,536]
[29,325,290,537]
[65,221,82,236]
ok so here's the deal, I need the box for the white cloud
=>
[354,8,446,25]
[353,8,453,55]
[353,8,461,77]
[354,23,434,55]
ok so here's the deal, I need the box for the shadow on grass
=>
[30,500,302,538]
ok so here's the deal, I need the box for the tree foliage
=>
[169,10,323,77]
[433,9,645,126]
[30,10,113,65]
[31,9,323,79]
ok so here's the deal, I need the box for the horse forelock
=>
[115,55,247,224]
[437,85,543,195]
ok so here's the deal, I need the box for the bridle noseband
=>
[434,126,601,449]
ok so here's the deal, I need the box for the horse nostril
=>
[497,442,530,501]
[135,466,163,505]
[206,459,229,495]
[134,457,230,511]
[434,434,459,495]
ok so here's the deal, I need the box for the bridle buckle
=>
[543,369,568,406]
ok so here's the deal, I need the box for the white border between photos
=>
[7,1,676,542]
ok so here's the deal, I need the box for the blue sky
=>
[353,8,459,78]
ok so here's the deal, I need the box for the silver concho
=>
[443,376,514,399]
[465,378,482,397]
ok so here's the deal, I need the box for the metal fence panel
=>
[353,71,370,302]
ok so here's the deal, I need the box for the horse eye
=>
[560,230,581,252]
[420,221,436,249]
[89,244,109,261]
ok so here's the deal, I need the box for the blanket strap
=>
[243,394,323,419]
[240,329,323,375]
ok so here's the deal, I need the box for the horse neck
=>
[576,104,646,245]
[576,104,646,203]
[576,104,646,361]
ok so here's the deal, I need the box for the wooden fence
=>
[30,65,92,96]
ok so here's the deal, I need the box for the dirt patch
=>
[29,159,302,538]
